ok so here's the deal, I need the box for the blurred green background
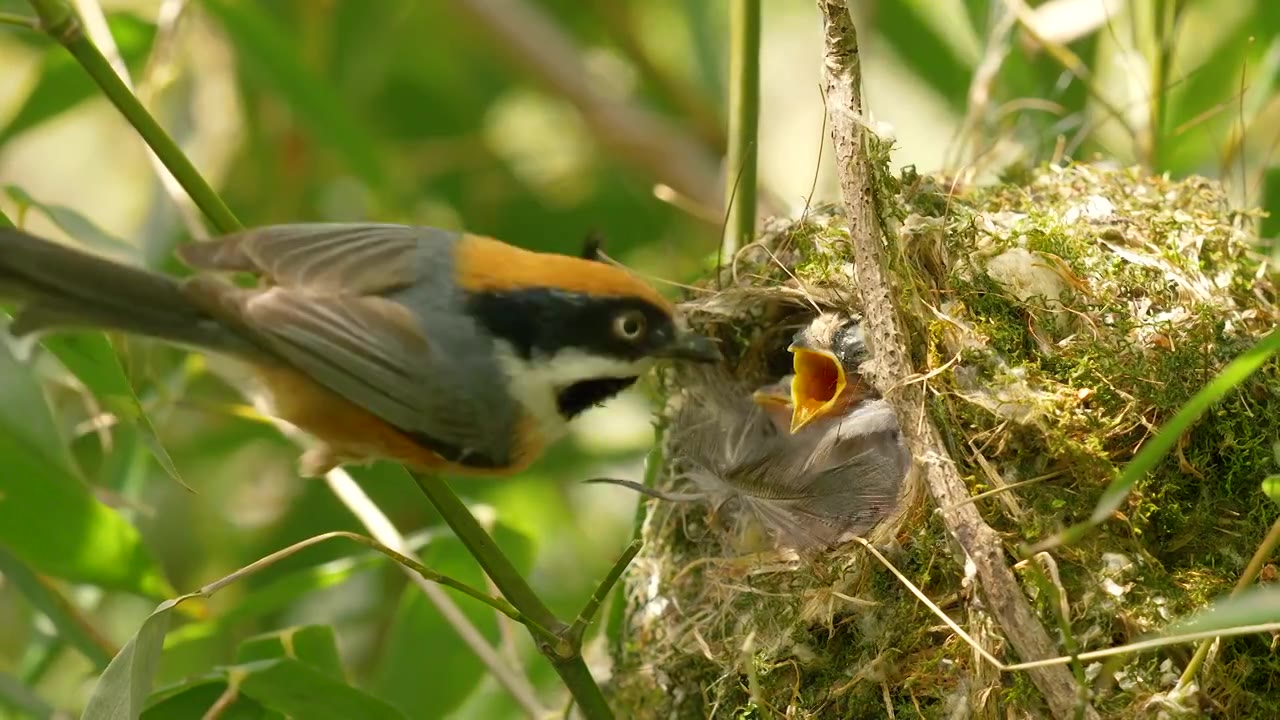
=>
[0,0,1276,717]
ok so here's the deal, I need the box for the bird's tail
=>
[0,227,258,357]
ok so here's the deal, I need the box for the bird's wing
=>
[178,223,518,466]
[238,287,519,466]
[177,223,442,295]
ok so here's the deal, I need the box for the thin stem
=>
[1176,514,1280,689]
[570,540,642,643]
[722,0,760,259]
[0,12,38,29]
[410,471,614,720]
[25,0,241,234]
[196,530,561,643]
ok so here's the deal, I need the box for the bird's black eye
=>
[613,310,646,341]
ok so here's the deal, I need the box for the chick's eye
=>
[613,311,646,340]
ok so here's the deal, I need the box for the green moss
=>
[609,162,1280,718]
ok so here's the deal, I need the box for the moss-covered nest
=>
[608,162,1280,719]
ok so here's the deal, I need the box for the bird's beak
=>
[751,377,795,434]
[751,378,793,409]
[653,330,721,363]
[788,342,847,434]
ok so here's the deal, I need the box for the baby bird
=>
[593,313,909,550]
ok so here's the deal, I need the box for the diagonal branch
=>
[815,3,1099,719]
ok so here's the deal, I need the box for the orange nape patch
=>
[789,349,846,433]
[454,234,674,311]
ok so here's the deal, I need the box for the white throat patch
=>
[494,343,654,441]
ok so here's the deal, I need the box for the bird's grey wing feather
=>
[243,287,517,464]
[178,223,450,295]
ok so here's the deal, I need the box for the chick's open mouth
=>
[789,348,845,433]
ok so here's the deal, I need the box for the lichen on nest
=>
[608,162,1280,719]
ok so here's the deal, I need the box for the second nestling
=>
[592,312,911,552]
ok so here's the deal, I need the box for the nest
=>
[608,162,1280,719]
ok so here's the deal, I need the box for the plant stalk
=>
[722,0,760,259]
[25,0,241,234]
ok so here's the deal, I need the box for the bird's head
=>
[458,233,720,429]
[787,312,872,434]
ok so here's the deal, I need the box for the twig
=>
[446,0,724,217]
[815,3,1098,719]
[0,548,117,668]
[569,540,642,643]
[722,0,760,259]
[197,530,558,642]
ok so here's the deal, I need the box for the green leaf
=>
[0,339,173,598]
[0,332,81,482]
[201,0,388,192]
[40,333,193,493]
[372,523,534,719]
[82,594,192,720]
[4,186,140,263]
[0,12,157,147]
[1162,585,1280,636]
[1031,327,1280,552]
[143,679,274,720]
[235,658,406,720]
[234,625,344,681]
[0,546,114,669]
